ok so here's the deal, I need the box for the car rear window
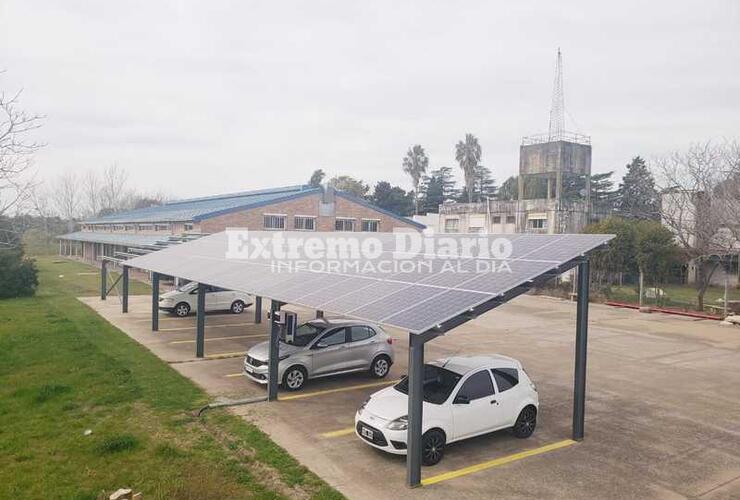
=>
[492,368,519,392]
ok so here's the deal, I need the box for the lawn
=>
[607,283,740,312]
[0,257,343,500]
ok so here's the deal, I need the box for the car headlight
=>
[278,354,291,361]
[387,415,408,431]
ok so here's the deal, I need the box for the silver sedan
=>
[243,318,395,391]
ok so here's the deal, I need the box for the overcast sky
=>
[1,1,738,199]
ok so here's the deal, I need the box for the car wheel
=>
[230,300,245,314]
[512,405,537,438]
[421,429,446,466]
[369,355,391,378]
[282,366,307,391]
[174,302,190,317]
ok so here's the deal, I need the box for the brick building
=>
[58,185,424,263]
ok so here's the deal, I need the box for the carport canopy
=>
[123,230,612,487]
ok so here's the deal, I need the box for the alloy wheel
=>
[423,433,444,465]
[374,358,389,377]
[286,370,304,389]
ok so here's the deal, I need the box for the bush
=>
[0,248,39,298]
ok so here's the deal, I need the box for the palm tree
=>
[402,145,429,214]
[455,133,482,203]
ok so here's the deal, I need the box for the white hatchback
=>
[355,355,538,465]
[158,282,253,317]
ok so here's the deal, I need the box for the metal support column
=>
[122,265,129,313]
[151,272,160,331]
[267,299,282,401]
[316,310,324,319]
[100,259,107,301]
[573,259,590,441]
[196,283,206,358]
[407,332,426,488]
[254,296,262,324]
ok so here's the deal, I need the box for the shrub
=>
[0,248,39,298]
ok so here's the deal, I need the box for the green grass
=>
[608,283,740,311]
[0,257,344,500]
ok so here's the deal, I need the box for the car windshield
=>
[394,364,462,405]
[176,282,198,293]
[282,322,325,347]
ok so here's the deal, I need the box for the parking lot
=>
[81,293,740,500]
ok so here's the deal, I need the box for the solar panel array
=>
[126,231,612,333]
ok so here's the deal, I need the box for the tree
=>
[0,217,38,298]
[498,176,518,201]
[590,171,618,216]
[419,167,457,213]
[616,157,659,220]
[585,217,638,286]
[656,141,740,310]
[472,164,496,202]
[82,170,101,217]
[369,181,414,216]
[0,83,44,216]
[455,134,482,203]
[634,220,680,288]
[328,175,369,198]
[99,163,129,213]
[308,169,325,187]
[401,145,429,214]
[50,172,82,221]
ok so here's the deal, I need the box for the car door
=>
[450,369,498,440]
[203,286,220,312]
[346,326,378,369]
[310,328,350,376]
[491,368,522,427]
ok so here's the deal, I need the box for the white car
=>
[355,355,538,465]
[158,282,253,317]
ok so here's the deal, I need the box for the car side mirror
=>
[453,394,470,405]
[314,341,328,349]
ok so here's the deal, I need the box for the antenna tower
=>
[548,48,565,141]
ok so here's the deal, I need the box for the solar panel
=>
[126,231,612,333]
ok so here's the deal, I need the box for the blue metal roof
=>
[57,231,166,247]
[84,185,320,224]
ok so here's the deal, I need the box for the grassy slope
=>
[0,257,343,500]
[608,283,740,310]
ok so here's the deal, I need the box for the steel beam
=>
[267,300,282,401]
[196,283,206,358]
[121,265,129,313]
[254,296,262,324]
[151,272,160,331]
[100,259,107,301]
[407,332,426,488]
[573,259,590,441]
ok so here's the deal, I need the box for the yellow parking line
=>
[224,373,244,378]
[205,351,247,360]
[320,427,356,438]
[280,379,400,401]
[159,322,255,332]
[169,334,266,344]
[421,439,577,486]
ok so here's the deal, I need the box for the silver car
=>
[243,318,395,391]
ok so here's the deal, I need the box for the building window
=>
[124,225,135,231]
[113,224,125,231]
[492,216,501,224]
[506,215,516,224]
[468,227,484,234]
[184,223,194,231]
[361,219,379,232]
[528,218,547,229]
[294,216,316,231]
[138,224,154,231]
[154,223,170,231]
[263,214,286,230]
[444,218,459,233]
[335,218,355,231]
